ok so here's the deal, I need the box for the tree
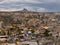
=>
[1,15,14,26]
[0,30,5,35]
[43,29,50,37]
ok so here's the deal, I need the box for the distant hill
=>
[0,9,60,32]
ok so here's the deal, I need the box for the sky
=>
[0,0,60,12]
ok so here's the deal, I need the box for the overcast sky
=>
[0,0,60,12]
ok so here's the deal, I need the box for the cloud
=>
[24,0,42,4]
[37,7,48,12]
[40,0,60,3]
[0,0,22,4]
[0,0,59,12]
[0,8,25,11]
[0,0,42,4]
[0,6,35,11]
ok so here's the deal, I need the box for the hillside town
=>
[0,9,60,45]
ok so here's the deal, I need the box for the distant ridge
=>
[0,9,59,13]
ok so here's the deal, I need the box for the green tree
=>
[43,30,50,37]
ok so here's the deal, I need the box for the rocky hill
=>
[0,9,60,32]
